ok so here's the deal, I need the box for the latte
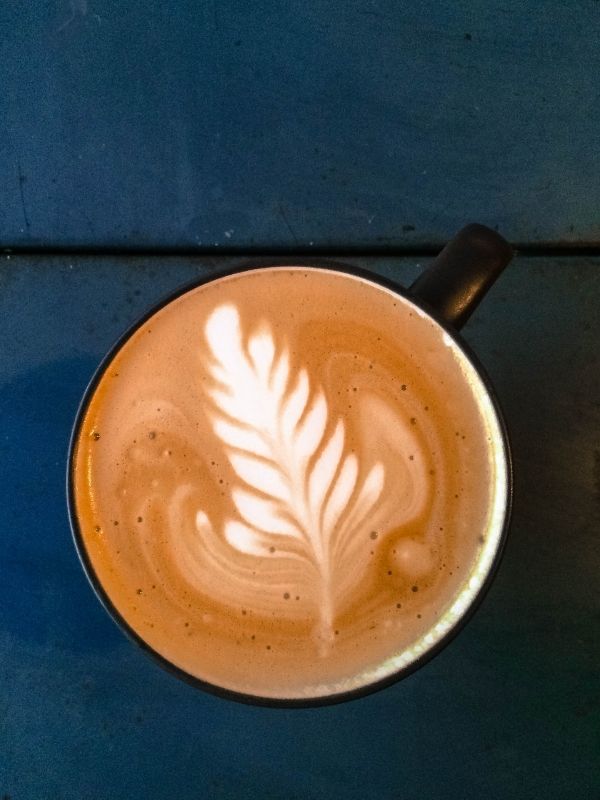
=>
[72,267,507,700]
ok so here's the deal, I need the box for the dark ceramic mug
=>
[68,223,513,706]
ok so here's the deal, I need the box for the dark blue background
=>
[1,1,599,797]
[2,1,600,249]
[1,255,599,798]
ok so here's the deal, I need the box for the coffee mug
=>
[68,224,513,706]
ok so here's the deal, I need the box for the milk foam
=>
[73,267,507,699]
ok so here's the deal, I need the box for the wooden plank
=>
[0,254,598,798]
[1,2,599,249]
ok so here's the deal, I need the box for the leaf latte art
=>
[191,303,425,646]
[74,268,501,699]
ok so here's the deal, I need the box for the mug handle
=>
[409,224,513,331]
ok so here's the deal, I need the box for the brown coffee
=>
[72,267,507,700]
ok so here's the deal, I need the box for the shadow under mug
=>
[68,223,514,707]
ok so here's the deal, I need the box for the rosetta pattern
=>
[194,304,422,635]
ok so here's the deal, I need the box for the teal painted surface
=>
[2,2,600,249]
[1,255,598,798]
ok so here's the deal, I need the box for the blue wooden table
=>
[2,1,600,249]
[1,3,599,798]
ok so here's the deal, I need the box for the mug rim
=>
[66,258,513,708]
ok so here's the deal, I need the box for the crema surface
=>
[73,268,506,699]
